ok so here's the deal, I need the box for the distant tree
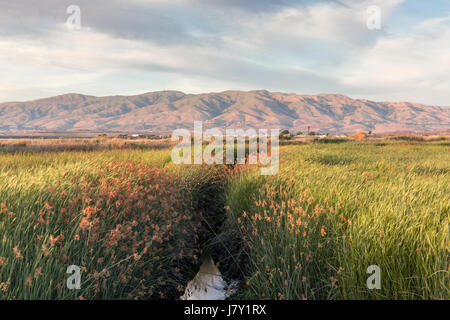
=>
[279,131,293,140]
[368,130,372,135]
[308,131,316,136]
[296,131,303,136]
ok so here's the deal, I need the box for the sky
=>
[0,0,449,105]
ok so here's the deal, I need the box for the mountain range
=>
[0,90,448,134]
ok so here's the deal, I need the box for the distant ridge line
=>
[0,90,448,134]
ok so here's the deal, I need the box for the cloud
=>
[340,15,450,104]
[0,0,197,45]
[0,0,448,105]
[0,24,341,98]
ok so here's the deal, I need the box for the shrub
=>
[0,161,201,299]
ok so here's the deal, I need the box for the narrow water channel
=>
[180,256,238,300]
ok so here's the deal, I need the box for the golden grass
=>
[225,142,449,299]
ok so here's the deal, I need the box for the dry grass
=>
[0,138,175,153]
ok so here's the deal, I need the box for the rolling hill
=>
[0,90,448,134]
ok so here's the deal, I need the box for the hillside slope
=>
[0,90,448,133]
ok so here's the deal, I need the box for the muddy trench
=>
[179,166,249,300]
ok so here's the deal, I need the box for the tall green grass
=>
[225,142,449,299]
[0,149,200,299]
[0,142,448,300]
[0,149,243,299]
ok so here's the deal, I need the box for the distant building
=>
[117,133,166,139]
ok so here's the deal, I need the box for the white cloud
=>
[0,0,448,106]
[340,15,450,104]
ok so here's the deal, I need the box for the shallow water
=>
[180,256,238,300]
